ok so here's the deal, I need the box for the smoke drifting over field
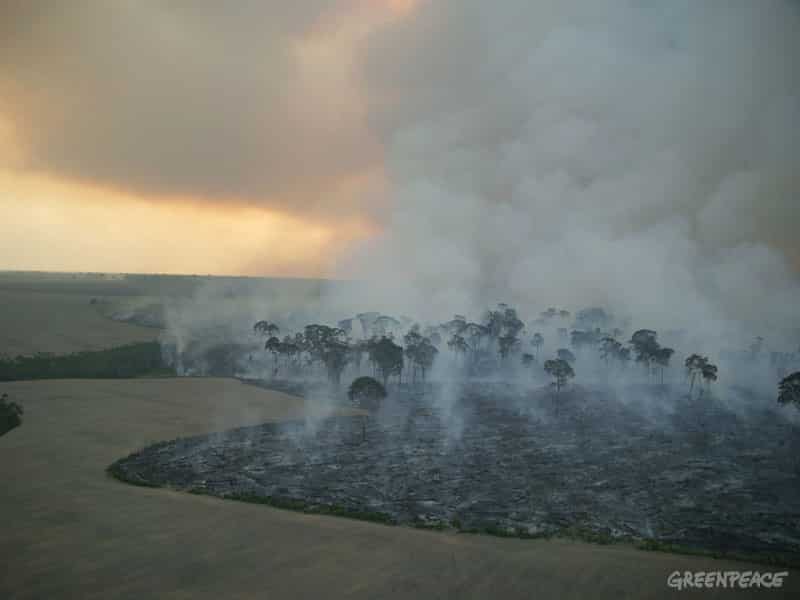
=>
[330,0,800,347]
[147,1,800,416]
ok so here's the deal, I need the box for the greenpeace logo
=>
[667,570,788,590]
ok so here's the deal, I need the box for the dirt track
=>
[1,377,797,599]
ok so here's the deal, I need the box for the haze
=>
[2,0,799,342]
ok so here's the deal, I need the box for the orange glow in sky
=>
[0,171,377,277]
[0,2,406,278]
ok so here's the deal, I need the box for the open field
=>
[1,377,797,599]
[0,289,158,357]
[1,272,797,598]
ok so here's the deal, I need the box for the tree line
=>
[252,304,729,400]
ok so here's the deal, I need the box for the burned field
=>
[111,383,800,560]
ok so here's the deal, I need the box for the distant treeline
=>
[0,342,174,381]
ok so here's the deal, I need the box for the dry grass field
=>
[1,377,796,599]
[0,288,157,357]
[0,273,797,598]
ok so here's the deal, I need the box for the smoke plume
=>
[331,0,800,349]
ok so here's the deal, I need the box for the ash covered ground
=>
[112,382,800,558]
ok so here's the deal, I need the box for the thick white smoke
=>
[331,0,800,351]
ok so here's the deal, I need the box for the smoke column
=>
[330,0,800,350]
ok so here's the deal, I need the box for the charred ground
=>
[110,381,800,564]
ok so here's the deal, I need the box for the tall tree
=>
[447,333,469,363]
[321,340,350,385]
[599,336,621,367]
[404,327,438,383]
[685,354,717,397]
[253,320,279,337]
[347,376,387,442]
[369,336,404,386]
[498,335,520,361]
[685,354,704,395]
[544,358,575,394]
[653,346,675,385]
[264,336,281,373]
[630,329,660,380]
[531,332,544,359]
[700,359,718,394]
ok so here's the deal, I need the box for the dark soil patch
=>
[110,383,800,563]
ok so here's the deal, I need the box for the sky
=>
[0,0,414,276]
[1,0,799,342]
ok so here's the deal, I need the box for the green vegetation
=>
[0,392,23,436]
[0,341,174,381]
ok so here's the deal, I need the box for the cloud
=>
[331,0,800,345]
[0,0,384,218]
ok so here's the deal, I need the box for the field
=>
[1,272,798,598]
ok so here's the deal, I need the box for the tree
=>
[778,371,800,408]
[570,329,600,351]
[544,358,575,394]
[253,320,279,337]
[700,359,718,393]
[653,346,675,385]
[414,338,438,383]
[447,333,469,362]
[599,336,621,366]
[498,334,520,361]
[630,329,660,380]
[0,392,23,436]
[405,327,438,383]
[462,322,488,366]
[531,332,544,359]
[521,353,535,369]
[685,354,704,395]
[442,315,467,336]
[347,376,387,442]
[264,336,281,373]
[301,325,348,379]
[556,348,576,364]
[369,336,404,386]
[321,340,350,385]
[685,354,718,397]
